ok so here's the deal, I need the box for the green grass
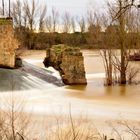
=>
[0,19,12,25]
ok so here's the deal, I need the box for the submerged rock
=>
[15,57,22,68]
[43,45,87,85]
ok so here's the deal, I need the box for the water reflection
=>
[65,85,87,91]
[120,86,126,96]
[105,86,113,96]
[105,85,127,96]
[66,81,140,98]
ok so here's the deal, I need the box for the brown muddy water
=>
[0,49,140,139]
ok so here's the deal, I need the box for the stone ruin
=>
[43,45,87,85]
[0,17,18,68]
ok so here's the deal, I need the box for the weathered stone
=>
[0,17,18,68]
[43,44,87,85]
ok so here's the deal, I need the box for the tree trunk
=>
[119,0,127,84]
[2,0,4,16]
[108,51,113,85]
[120,49,126,84]
[9,0,10,17]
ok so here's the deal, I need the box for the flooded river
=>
[0,49,140,139]
[19,50,140,120]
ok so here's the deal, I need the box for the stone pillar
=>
[44,45,87,85]
[0,17,18,68]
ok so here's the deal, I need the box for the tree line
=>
[0,0,139,50]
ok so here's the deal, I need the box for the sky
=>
[45,0,107,16]
[0,0,107,17]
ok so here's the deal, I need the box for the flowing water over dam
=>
[0,50,140,139]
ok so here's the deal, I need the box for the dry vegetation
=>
[0,93,140,140]
[0,104,140,140]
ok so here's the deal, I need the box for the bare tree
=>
[39,5,47,32]
[2,0,4,15]
[87,9,94,27]
[45,7,59,33]
[87,10,101,46]
[71,17,76,33]
[78,16,86,33]
[100,0,140,85]
[9,0,10,17]
[62,11,72,33]
[46,15,53,33]
[109,0,137,84]
[23,0,38,31]
[22,10,28,28]
[52,7,59,32]
[12,0,22,28]
[112,0,140,20]
[100,14,116,85]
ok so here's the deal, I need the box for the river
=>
[0,49,140,139]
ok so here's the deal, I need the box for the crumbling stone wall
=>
[0,18,18,68]
[43,45,87,85]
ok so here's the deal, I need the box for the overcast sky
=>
[46,0,107,16]
[0,0,108,17]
